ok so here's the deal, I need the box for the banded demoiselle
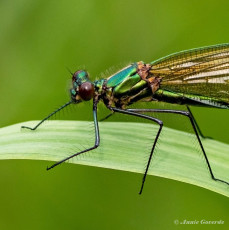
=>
[22,43,229,194]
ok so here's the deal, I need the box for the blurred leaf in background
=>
[0,0,229,229]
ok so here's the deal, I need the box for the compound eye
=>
[79,82,95,101]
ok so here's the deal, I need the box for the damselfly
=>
[22,43,229,194]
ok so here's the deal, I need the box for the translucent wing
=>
[150,43,229,107]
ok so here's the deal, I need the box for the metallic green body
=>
[107,64,138,87]
[71,43,229,109]
[22,43,229,192]
[101,63,149,107]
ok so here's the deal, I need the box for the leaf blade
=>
[0,121,229,197]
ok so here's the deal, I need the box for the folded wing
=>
[150,43,229,108]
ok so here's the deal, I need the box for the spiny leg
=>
[47,99,100,170]
[110,107,163,194]
[186,106,212,139]
[128,108,229,186]
[21,101,72,130]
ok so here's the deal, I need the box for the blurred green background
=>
[0,0,229,229]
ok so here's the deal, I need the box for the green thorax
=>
[94,62,157,108]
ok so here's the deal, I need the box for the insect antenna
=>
[66,66,74,76]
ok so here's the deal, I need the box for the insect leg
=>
[47,99,100,170]
[186,106,211,139]
[21,101,72,131]
[128,108,229,186]
[110,107,163,194]
[99,112,114,122]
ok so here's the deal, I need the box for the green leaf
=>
[0,121,229,197]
